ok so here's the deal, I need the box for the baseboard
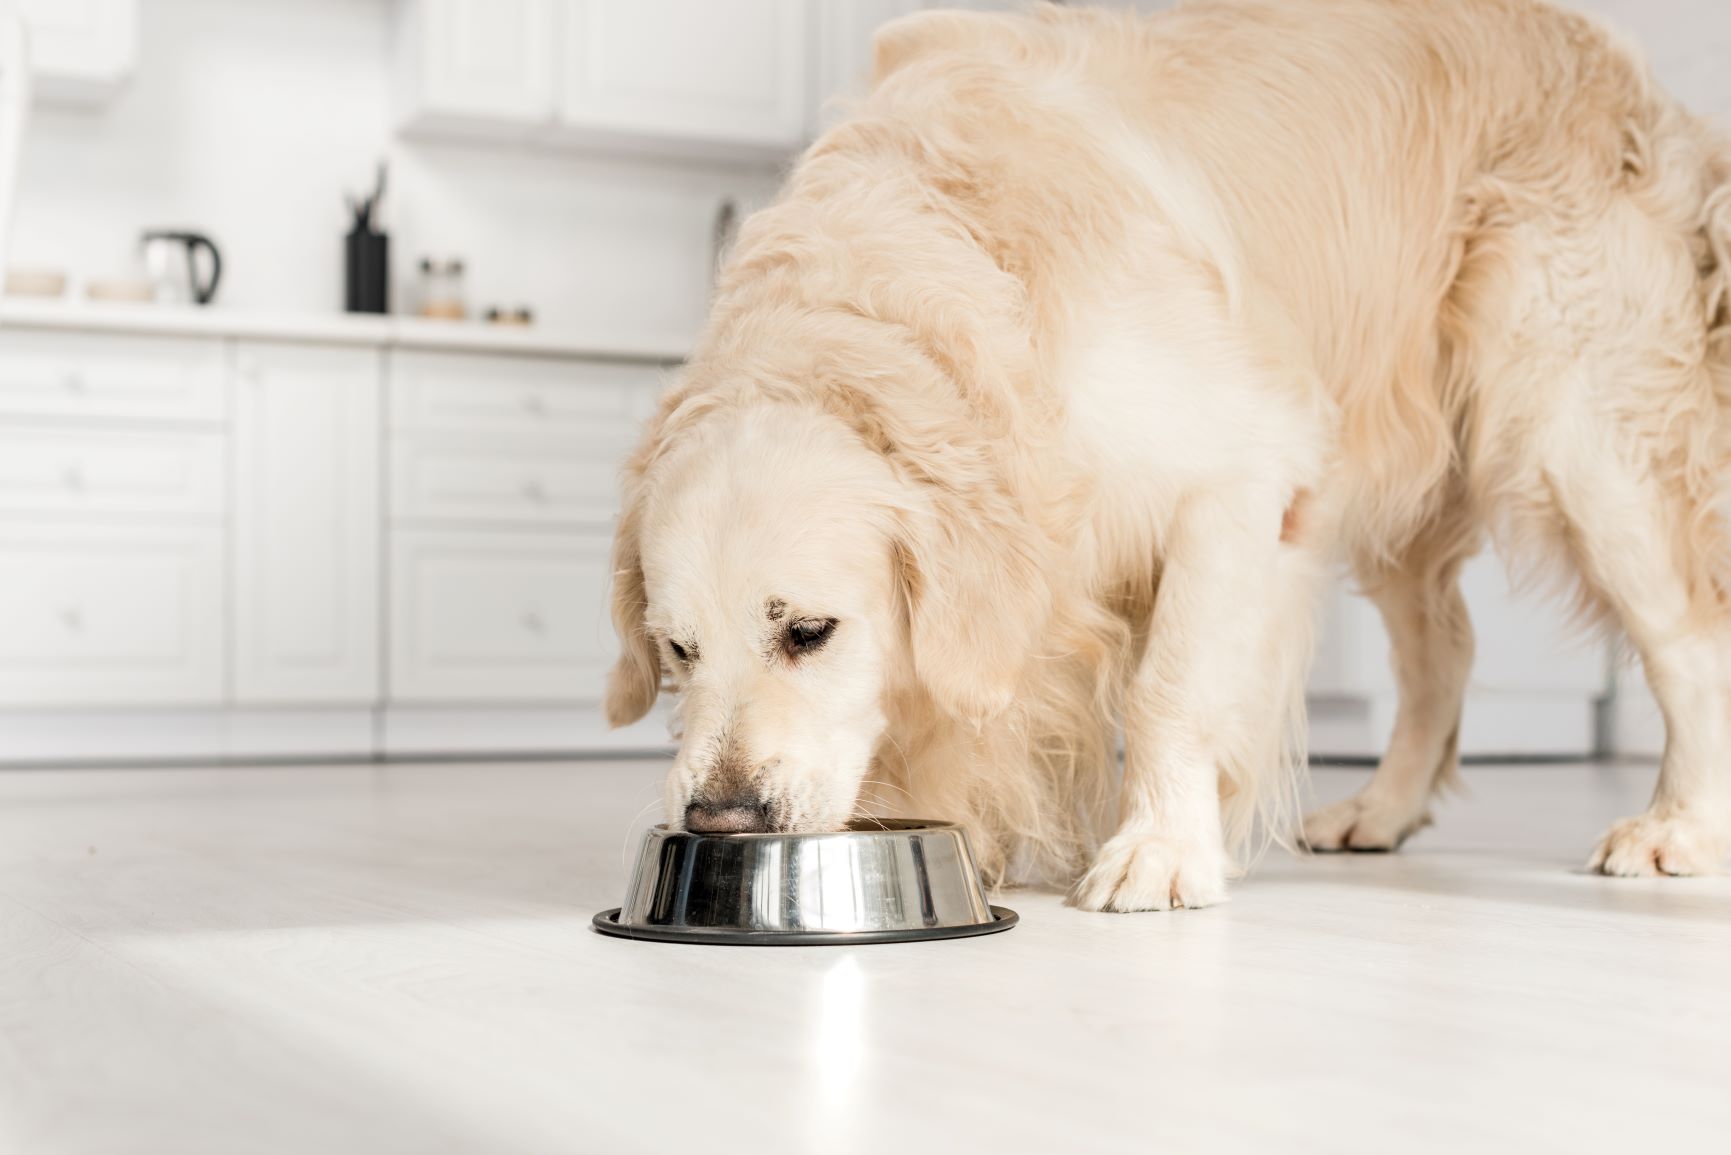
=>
[0,708,376,766]
[0,705,675,767]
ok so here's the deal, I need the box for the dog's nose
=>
[685,797,771,834]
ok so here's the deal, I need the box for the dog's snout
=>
[684,797,772,834]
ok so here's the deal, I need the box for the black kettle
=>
[141,230,223,306]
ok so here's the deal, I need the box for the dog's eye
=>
[784,618,836,657]
[666,638,695,665]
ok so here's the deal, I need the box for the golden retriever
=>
[605,0,1731,910]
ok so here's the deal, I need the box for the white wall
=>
[8,0,779,333]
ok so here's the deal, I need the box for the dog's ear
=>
[604,489,660,727]
[894,488,1053,724]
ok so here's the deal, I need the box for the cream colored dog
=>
[606,0,1731,910]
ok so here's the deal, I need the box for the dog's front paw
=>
[1302,793,1431,852]
[1070,829,1228,912]
[1589,811,1727,877]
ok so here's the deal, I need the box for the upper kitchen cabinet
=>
[17,0,136,107]
[808,0,923,137]
[396,0,883,161]
[558,0,806,157]
[394,0,557,134]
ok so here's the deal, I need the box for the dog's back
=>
[862,0,1731,560]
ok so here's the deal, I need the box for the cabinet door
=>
[809,0,924,136]
[391,434,624,529]
[0,12,25,275]
[405,0,555,125]
[1306,553,1604,758]
[0,523,223,705]
[0,329,226,424]
[233,343,381,704]
[559,0,806,151]
[17,0,135,105]
[389,529,615,703]
[388,349,657,441]
[0,426,225,518]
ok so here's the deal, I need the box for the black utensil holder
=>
[345,229,389,314]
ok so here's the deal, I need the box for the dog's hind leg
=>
[1460,179,1731,873]
[1304,504,1480,852]
[1538,427,1731,875]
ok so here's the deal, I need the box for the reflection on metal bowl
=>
[594,819,1016,946]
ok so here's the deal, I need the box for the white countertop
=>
[0,298,692,362]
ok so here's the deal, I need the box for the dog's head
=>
[604,396,1052,834]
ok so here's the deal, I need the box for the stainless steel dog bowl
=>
[593,819,1017,945]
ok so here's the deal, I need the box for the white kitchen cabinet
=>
[809,0,922,136]
[395,0,821,159]
[232,343,382,705]
[0,329,226,424]
[0,8,25,277]
[390,348,658,441]
[0,313,678,760]
[1307,552,1605,760]
[0,522,224,706]
[0,426,225,518]
[395,0,556,131]
[559,0,807,154]
[389,528,616,702]
[385,347,654,707]
[391,433,624,528]
[16,0,136,106]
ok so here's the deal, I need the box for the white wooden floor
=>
[0,760,1726,1155]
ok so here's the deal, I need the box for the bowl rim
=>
[645,817,966,840]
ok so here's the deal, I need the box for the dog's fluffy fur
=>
[607,0,1731,910]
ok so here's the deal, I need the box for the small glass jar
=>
[417,257,466,320]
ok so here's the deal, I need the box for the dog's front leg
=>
[1073,487,1296,912]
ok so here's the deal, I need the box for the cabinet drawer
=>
[0,330,226,423]
[389,529,616,702]
[0,427,226,516]
[0,523,225,705]
[389,350,661,440]
[391,436,623,527]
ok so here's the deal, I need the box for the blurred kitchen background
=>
[0,0,1720,767]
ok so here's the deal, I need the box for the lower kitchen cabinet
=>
[232,342,382,704]
[0,521,225,705]
[1307,552,1605,760]
[0,313,1626,763]
[388,528,616,702]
